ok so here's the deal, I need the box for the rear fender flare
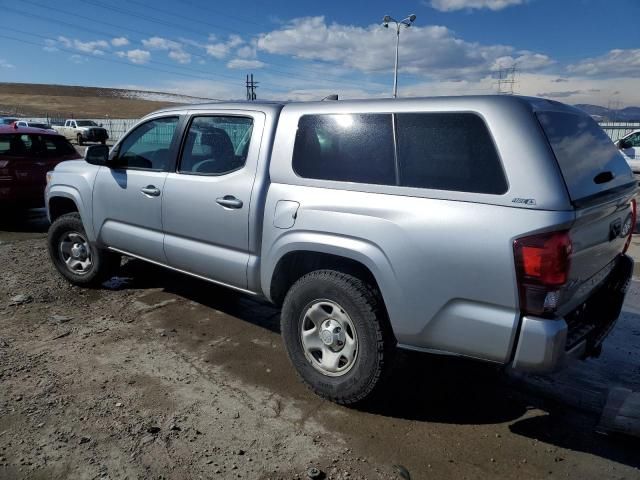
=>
[262,231,406,326]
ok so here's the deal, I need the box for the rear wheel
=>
[281,270,394,405]
[48,213,119,286]
[76,134,83,146]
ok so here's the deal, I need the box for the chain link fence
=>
[599,122,640,142]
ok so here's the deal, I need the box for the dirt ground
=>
[0,83,182,118]
[1,211,639,480]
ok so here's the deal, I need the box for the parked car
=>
[52,119,108,145]
[11,120,56,132]
[617,129,640,175]
[45,96,636,405]
[0,125,81,209]
[0,117,18,125]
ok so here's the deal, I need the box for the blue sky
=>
[0,0,638,106]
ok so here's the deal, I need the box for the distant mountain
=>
[574,104,640,122]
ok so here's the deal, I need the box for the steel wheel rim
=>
[299,299,358,377]
[58,231,92,275]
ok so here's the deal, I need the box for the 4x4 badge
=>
[512,198,536,206]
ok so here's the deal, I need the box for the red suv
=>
[0,125,81,209]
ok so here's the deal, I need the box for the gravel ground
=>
[0,211,639,480]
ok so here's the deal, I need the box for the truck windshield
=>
[76,121,98,126]
[537,111,633,202]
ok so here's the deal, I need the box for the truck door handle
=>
[140,185,161,197]
[216,195,243,209]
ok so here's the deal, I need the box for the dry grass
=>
[0,83,189,118]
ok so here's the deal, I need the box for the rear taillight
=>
[514,231,572,316]
[622,198,636,254]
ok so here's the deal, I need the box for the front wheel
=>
[281,270,394,405]
[48,212,120,286]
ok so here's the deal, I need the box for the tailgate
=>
[536,109,637,314]
[562,189,635,314]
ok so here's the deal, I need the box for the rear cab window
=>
[292,112,507,195]
[293,114,395,185]
[537,111,634,203]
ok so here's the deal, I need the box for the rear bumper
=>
[511,254,633,373]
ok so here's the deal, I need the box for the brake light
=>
[514,231,572,316]
[622,198,636,254]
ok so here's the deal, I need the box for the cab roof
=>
[145,95,585,118]
[0,125,63,135]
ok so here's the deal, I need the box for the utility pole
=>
[245,74,258,101]
[496,64,517,95]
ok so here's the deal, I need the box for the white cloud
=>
[398,73,640,107]
[226,58,265,69]
[205,34,246,59]
[116,49,151,64]
[491,51,554,71]
[236,45,257,59]
[257,16,550,80]
[69,54,88,64]
[567,49,640,77]
[43,39,58,52]
[57,36,109,55]
[142,36,191,64]
[429,0,525,11]
[142,36,182,51]
[111,37,130,47]
[168,49,191,64]
[50,36,109,55]
[0,59,15,69]
[205,44,229,59]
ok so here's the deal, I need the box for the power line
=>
[81,0,227,37]
[78,0,380,90]
[177,0,272,29]
[2,26,265,87]
[0,32,267,98]
[13,0,380,91]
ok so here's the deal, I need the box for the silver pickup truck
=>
[45,96,635,405]
[53,119,109,145]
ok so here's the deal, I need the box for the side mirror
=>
[84,144,110,166]
[619,139,632,150]
[99,123,103,127]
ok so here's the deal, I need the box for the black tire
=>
[281,270,394,405]
[76,134,83,146]
[48,212,119,286]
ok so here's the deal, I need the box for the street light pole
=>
[382,14,417,99]
[393,24,400,98]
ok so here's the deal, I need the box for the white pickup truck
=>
[53,119,109,145]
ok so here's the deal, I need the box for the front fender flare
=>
[46,185,95,241]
